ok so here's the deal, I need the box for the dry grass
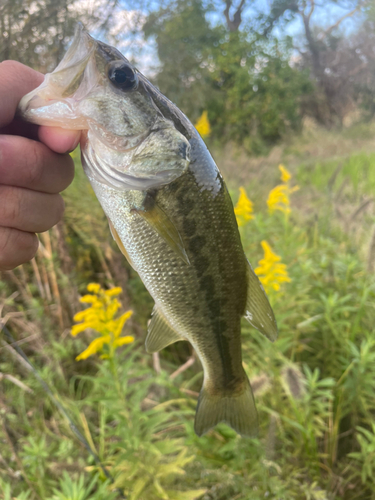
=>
[212,120,375,189]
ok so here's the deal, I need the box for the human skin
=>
[0,61,80,271]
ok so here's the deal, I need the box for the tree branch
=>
[223,0,232,29]
[300,0,322,80]
[320,5,362,40]
[223,0,247,31]
[307,0,315,22]
[299,0,315,21]
[331,60,368,92]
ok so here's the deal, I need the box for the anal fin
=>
[146,306,184,353]
[245,259,278,342]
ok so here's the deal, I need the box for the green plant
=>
[349,424,375,487]
[48,473,116,500]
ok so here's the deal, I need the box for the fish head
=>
[19,23,191,190]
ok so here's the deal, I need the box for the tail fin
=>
[194,376,258,437]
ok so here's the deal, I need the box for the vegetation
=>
[143,0,375,151]
[145,1,313,152]
[1,124,375,498]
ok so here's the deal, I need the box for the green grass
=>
[2,122,375,499]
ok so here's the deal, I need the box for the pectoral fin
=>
[107,219,136,270]
[146,306,184,353]
[133,203,190,265]
[245,260,278,342]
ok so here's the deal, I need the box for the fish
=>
[18,23,277,437]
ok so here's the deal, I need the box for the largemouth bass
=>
[19,24,277,437]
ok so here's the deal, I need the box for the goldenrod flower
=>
[87,283,101,294]
[279,164,291,183]
[72,284,133,361]
[195,111,211,138]
[104,287,122,297]
[267,184,291,214]
[255,241,291,293]
[234,187,254,227]
[267,165,299,214]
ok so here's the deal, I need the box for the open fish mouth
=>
[18,23,146,145]
[18,23,191,191]
[18,23,97,129]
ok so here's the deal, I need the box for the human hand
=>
[0,61,80,271]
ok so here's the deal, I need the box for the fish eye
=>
[108,61,138,91]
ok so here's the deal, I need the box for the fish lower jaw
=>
[19,91,88,129]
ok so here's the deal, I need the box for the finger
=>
[0,227,39,271]
[0,186,65,233]
[0,118,40,141]
[0,61,43,128]
[0,135,75,194]
[38,126,81,154]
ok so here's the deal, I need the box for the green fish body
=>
[19,24,277,436]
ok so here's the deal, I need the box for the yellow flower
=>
[71,321,98,337]
[87,283,101,294]
[72,284,134,360]
[114,335,134,346]
[267,165,299,215]
[113,311,133,337]
[76,336,111,361]
[80,294,99,304]
[279,164,291,183]
[104,287,122,297]
[195,111,211,138]
[267,184,291,214]
[75,334,134,361]
[254,241,291,293]
[234,187,254,227]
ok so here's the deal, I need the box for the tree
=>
[1,0,77,71]
[344,19,375,120]
[144,0,220,121]
[206,34,312,152]
[263,0,373,125]
[144,0,312,151]
[0,0,121,72]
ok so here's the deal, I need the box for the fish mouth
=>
[18,23,157,152]
[19,23,191,192]
[18,23,97,129]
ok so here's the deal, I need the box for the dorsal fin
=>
[145,306,184,353]
[245,260,278,342]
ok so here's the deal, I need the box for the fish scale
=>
[18,23,278,437]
